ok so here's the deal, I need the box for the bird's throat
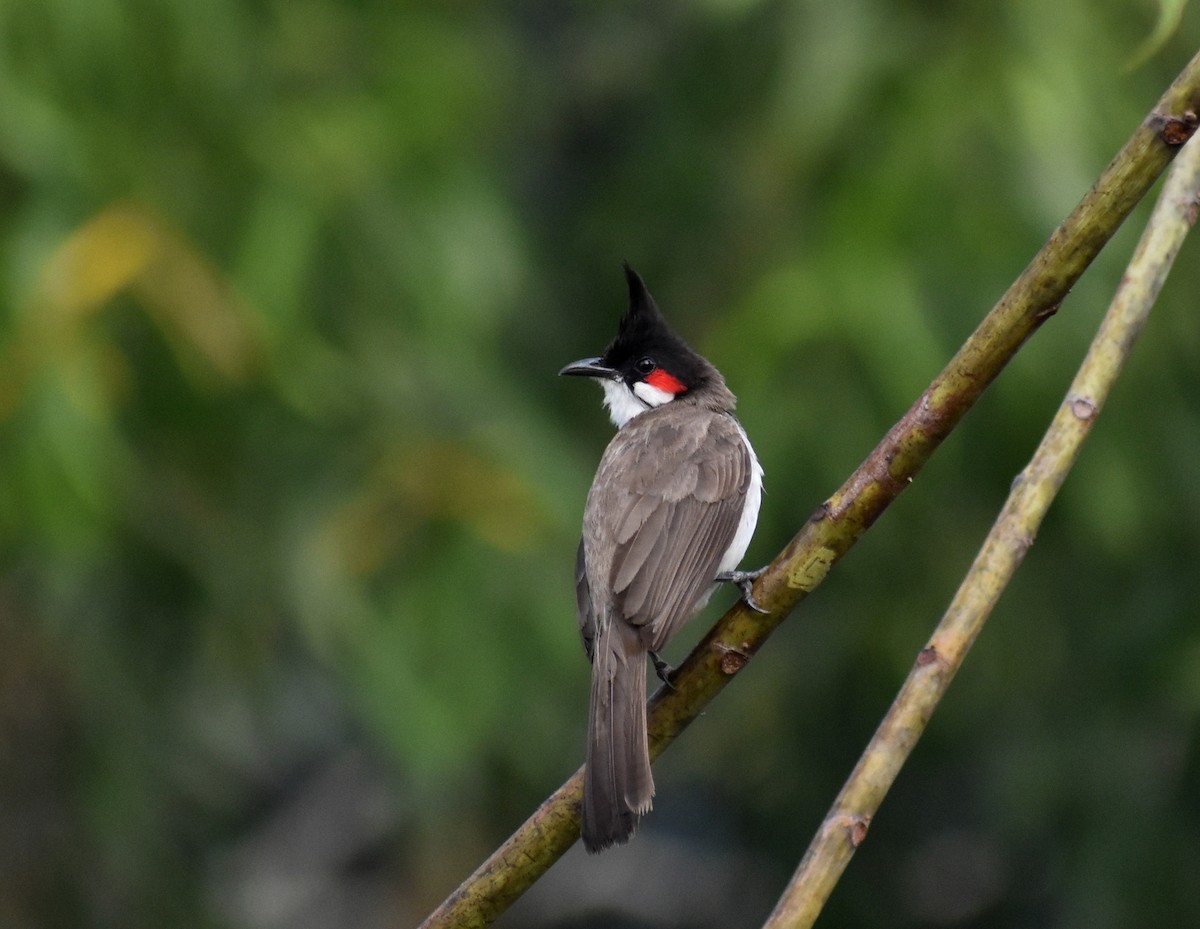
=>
[602,379,655,428]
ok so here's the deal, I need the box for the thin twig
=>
[762,132,1200,929]
[417,52,1200,929]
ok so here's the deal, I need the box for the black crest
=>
[601,264,711,389]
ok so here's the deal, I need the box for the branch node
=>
[1153,108,1199,145]
[1034,300,1062,323]
[830,814,872,847]
[1069,395,1098,421]
[712,640,751,675]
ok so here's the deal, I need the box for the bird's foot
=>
[715,567,768,614]
[648,650,676,689]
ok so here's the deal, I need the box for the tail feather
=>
[581,618,654,852]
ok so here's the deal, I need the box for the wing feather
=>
[583,405,750,654]
[612,501,670,599]
[575,539,597,662]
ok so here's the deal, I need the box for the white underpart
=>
[601,378,670,428]
[718,422,764,575]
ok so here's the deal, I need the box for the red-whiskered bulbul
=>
[560,264,764,852]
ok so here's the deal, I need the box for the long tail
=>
[581,617,654,852]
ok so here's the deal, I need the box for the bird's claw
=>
[648,650,676,689]
[715,567,768,614]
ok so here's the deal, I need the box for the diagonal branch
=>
[762,126,1200,929]
[417,50,1200,929]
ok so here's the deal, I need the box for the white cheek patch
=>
[632,381,675,408]
[600,378,679,429]
[601,379,649,429]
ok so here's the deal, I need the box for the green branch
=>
[762,124,1200,929]
[417,50,1200,929]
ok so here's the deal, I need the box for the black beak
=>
[559,357,619,379]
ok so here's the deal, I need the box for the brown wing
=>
[582,404,750,654]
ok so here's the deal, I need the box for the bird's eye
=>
[634,356,656,376]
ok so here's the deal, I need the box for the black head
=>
[607,263,716,392]
[559,264,712,394]
[559,264,734,425]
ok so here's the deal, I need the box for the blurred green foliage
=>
[2,2,1200,928]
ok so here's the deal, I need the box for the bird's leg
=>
[715,567,768,614]
[648,650,676,689]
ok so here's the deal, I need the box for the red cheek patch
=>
[645,368,686,394]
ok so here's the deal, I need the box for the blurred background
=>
[2,2,1200,927]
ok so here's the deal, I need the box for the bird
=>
[559,263,764,852]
